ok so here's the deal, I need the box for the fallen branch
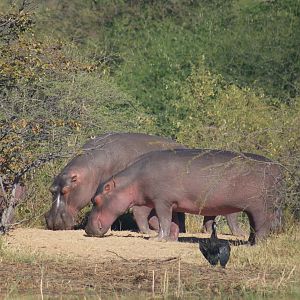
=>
[106,250,130,262]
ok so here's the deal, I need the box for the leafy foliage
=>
[0,2,33,44]
[0,1,155,228]
[36,0,300,131]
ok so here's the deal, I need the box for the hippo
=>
[45,132,243,237]
[85,149,283,245]
[45,132,185,231]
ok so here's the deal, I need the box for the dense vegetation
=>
[0,0,299,227]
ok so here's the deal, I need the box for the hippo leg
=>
[154,203,172,241]
[246,208,270,245]
[148,214,159,231]
[226,213,246,237]
[203,214,246,237]
[149,214,180,240]
[202,216,216,233]
[149,212,182,241]
[169,212,180,241]
[177,212,186,233]
[132,206,152,234]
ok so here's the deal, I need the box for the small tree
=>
[0,116,81,233]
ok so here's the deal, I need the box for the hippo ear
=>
[103,180,115,193]
[104,183,111,193]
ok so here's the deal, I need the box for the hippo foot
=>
[149,235,176,242]
[201,227,209,234]
[138,227,153,234]
[140,230,152,235]
[142,230,157,239]
[231,229,247,238]
[149,235,166,242]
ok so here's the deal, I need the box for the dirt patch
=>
[0,228,294,298]
[6,228,240,264]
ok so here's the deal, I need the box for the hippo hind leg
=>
[246,208,271,245]
[202,216,216,233]
[149,212,183,241]
[169,212,183,241]
[203,214,245,237]
[226,213,246,237]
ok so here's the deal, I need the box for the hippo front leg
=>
[132,206,152,234]
[154,202,172,241]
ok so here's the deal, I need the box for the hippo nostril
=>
[98,220,102,230]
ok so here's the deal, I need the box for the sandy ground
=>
[5,228,244,264]
[3,228,270,298]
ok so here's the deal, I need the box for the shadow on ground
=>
[178,236,249,246]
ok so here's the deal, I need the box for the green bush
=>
[1,70,155,226]
[0,1,156,226]
[33,0,300,134]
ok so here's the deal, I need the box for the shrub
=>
[0,1,156,228]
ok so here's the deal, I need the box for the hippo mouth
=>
[44,202,76,230]
[45,211,75,231]
[85,216,108,237]
[85,227,106,237]
[86,231,105,237]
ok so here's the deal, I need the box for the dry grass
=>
[0,223,299,299]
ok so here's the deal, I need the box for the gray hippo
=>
[45,132,243,237]
[45,132,184,232]
[85,149,283,245]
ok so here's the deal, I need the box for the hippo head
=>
[85,178,131,237]
[45,169,93,230]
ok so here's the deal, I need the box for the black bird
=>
[199,221,231,268]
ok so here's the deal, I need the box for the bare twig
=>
[0,176,8,202]
[152,270,155,298]
[106,250,130,262]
